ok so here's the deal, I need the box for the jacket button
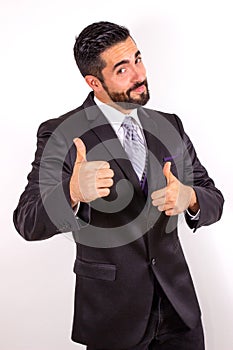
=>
[151,258,156,265]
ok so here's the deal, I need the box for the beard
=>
[101,79,150,110]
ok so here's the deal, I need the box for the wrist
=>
[69,181,81,208]
[71,198,79,208]
[188,188,199,214]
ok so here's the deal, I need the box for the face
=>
[97,36,150,111]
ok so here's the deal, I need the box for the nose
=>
[131,64,146,83]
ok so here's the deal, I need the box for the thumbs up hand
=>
[69,138,114,207]
[151,162,199,216]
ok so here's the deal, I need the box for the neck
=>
[94,92,133,115]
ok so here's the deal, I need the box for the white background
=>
[1,0,232,349]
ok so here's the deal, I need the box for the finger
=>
[73,138,86,163]
[97,178,114,188]
[163,161,172,185]
[151,188,166,200]
[157,203,174,212]
[97,188,110,198]
[152,197,166,207]
[97,168,114,179]
[164,209,177,216]
[90,161,111,170]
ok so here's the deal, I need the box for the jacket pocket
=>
[73,258,116,281]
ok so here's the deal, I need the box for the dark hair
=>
[73,21,130,81]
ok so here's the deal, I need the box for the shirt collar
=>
[94,95,141,134]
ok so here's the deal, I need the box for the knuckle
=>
[170,199,176,206]
[103,161,110,168]
[102,188,110,197]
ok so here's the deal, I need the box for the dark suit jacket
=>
[13,92,224,348]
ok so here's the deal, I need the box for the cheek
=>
[109,77,131,92]
[141,64,147,77]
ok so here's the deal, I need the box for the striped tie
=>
[121,116,147,184]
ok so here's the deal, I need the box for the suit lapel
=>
[138,108,170,232]
[138,108,166,193]
[82,93,168,193]
[83,94,143,193]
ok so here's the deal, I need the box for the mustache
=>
[128,80,147,93]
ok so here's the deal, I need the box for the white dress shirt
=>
[94,96,145,147]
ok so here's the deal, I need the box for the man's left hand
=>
[151,162,199,216]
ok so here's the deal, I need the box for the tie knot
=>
[122,116,136,130]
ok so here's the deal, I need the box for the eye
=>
[117,67,127,74]
[135,56,142,64]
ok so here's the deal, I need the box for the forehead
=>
[101,37,139,67]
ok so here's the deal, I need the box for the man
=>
[13,21,224,350]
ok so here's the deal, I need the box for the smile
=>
[132,85,145,93]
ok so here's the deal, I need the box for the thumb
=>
[163,161,173,185]
[73,138,87,163]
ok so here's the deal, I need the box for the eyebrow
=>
[113,50,141,71]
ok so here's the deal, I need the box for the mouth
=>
[131,84,145,94]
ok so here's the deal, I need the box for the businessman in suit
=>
[13,22,224,349]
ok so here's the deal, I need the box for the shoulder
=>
[37,105,84,136]
[37,92,95,137]
[141,107,185,135]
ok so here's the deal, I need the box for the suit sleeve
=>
[174,115,224,231]
[13,120,80,241]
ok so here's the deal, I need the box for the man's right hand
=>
[69,138,114,207]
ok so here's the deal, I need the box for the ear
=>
[85,75,102,92]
